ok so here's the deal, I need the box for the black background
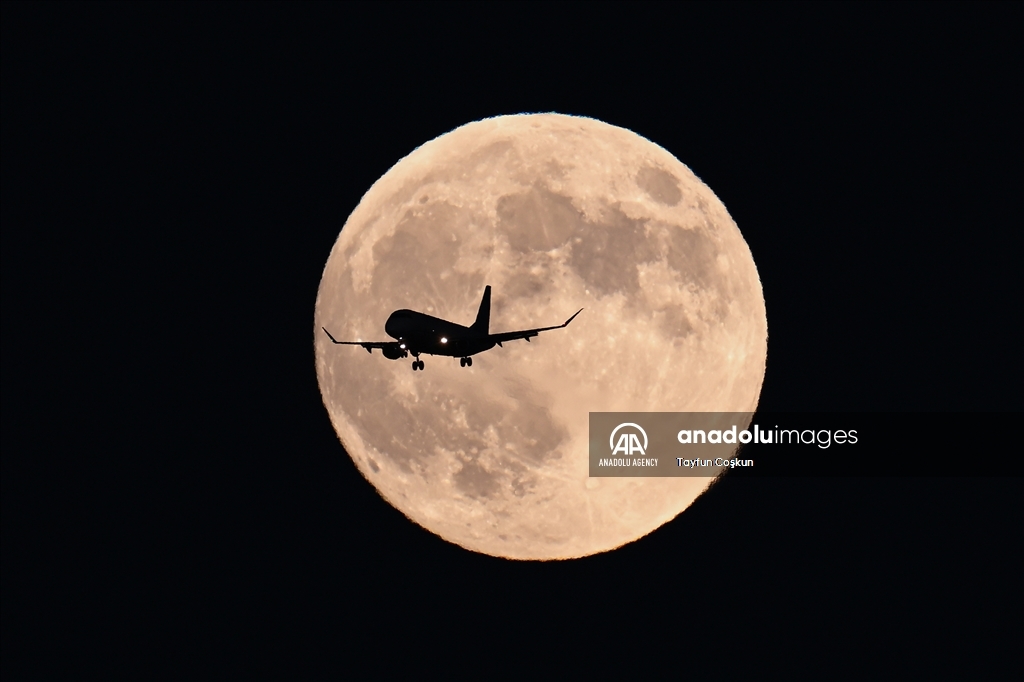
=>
[2,2,1020,678]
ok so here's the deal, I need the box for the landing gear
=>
[459,356,473,367]
[412,359,424,371]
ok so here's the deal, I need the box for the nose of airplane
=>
[384,312,404,339]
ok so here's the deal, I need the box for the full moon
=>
[314,114,767,560]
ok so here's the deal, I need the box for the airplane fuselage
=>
[384,309,496,358]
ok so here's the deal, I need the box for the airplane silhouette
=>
[322,285,582,371]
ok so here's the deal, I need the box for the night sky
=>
[2,3,1020,678]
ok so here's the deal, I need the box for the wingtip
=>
[322,327,340,344]
[564,308,584,326]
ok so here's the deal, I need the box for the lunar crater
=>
[637,165,683,206]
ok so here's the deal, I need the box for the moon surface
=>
[314,114,767,560]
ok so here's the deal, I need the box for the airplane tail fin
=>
[472,285,491,334]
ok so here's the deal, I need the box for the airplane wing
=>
[322,327,403,354]
[488,308,583,345]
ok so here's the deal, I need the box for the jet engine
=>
[381,346,408,360]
